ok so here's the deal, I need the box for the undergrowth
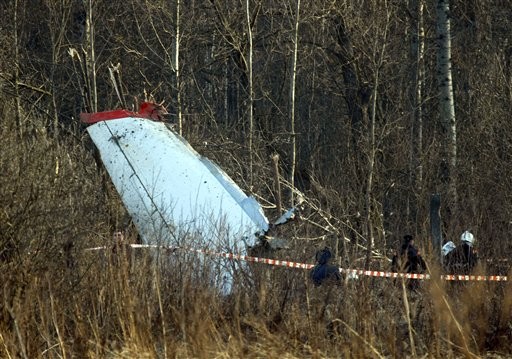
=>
[1,110,511,359]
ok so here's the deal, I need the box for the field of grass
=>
[1,110,511,359]
[1,244,511,358]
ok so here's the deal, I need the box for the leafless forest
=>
[1,0,512,357]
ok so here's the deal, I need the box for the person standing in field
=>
[391,235,426,273]
[443,230,478,275]
[391,234,426,290]
[310,247,342,286]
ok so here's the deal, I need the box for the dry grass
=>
[1,112,511,358]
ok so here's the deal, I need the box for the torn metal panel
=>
[79,103,314,293]
[85,114,269,251]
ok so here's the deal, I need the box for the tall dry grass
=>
[1,109,511,358]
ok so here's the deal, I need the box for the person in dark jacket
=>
[443,230,478,275]
[310,247,341,286]
[391,235,426,290]
[392,235,426,272]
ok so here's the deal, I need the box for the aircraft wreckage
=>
[81,102,293,290]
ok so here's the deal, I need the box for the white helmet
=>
[442,241,456,256]
[461,230,475,246]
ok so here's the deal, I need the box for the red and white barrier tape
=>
[85,244,508,281]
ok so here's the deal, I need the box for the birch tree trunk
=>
[364,8,388,269]
[415,0,425,190]
[85,0,97,112]
[245,0,254,188]
[175,0,182,136]
[436,0,457,211]
[289,0,301,206]
[408,0,425,226]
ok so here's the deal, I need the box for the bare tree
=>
[334,16,368,157]
[13,0,22,137]
[408,0,425,227]
[436,0,457,212]
[174,0,183,135]
[84,0,97,112]
[364,2,390,268]
[245,0,254,188]
[44,0,74,135]
[289,0,301,206]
